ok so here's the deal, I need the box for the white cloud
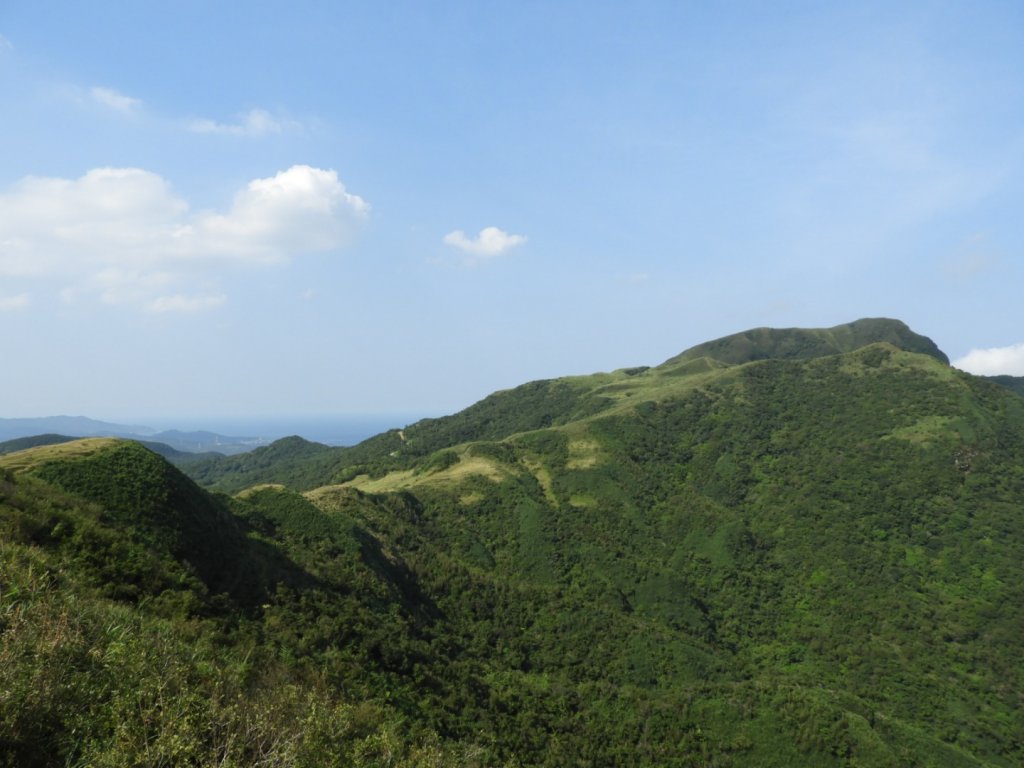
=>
[90,86,142,114]
[189,165,369,260]
[443,226,527,263]
[88,268,177,305]
[953,343,1024,376]
[0,167,186,278]
[0,34,12,53]
[187,109,300,137]
[0,293,30,311]
[0,165,368,310]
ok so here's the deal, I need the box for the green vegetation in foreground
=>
[4,318,1024,766]
[0,441,509,767]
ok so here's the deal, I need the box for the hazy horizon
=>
[0,412,438,447]
[145,412,438,445]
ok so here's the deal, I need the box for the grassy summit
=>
[660,317,950,366]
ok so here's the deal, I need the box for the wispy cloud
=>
[0,33,12,53]
[90,86,142,114]
[69,82,299,137]
[146,293,227,314]
[0,165,369,310]
[953,343,1024,376]
[443,226,527,265]
[0,293,31,311]
[186,108,300,137]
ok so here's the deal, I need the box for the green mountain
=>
[186,317,955,494]
[661,316,950,366]
[3,318,1023,767]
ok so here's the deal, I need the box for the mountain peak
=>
[661,317,949,368]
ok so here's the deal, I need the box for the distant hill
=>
[0,416,266,455]
[0,415,154,441]
[183,435,334,490]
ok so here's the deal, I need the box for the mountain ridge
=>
[185,318,958,494]
[4,318,1023,766]
[660,317,949,367]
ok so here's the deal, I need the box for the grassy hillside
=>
[182,434,338,492]
[184,318,948,495]
[5,319,1024,766]
[660,317,949,366]
[299,344,1024,765]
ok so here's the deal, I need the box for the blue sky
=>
[2,1,1024,423]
